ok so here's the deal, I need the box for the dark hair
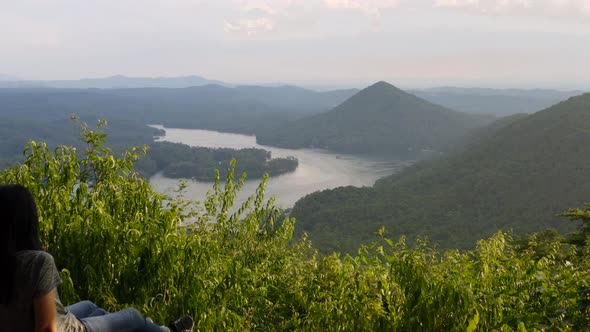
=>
[0,184,42,304]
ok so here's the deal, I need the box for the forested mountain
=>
[257,81,493,156]
[0,84,354,178]
[0,85,355,135]
[412,87,583,116]
[226,85,358,111]
[291,92,590,253]
[101,84,357,115]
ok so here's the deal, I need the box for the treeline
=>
[0,117,162,169]
[0,132,588,330]
[0,115,298,181]
[137,141,298,180]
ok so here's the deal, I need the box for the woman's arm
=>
[33,288,57,332]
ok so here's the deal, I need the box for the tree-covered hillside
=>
[0,129,588,330]
[1,84,342,178]
[257,81,493,156]
[136,141,298,180]
[0,117,162,169]
[0,85,355,135]
[0,117,297,182]
[291,93,590,253]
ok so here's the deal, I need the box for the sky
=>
[1,0,590,89]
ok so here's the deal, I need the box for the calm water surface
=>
[149,126,414,208]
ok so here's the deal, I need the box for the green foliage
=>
[136,141,298,180]
[1,126,589,330]
[0,114,162,168]
[561,204,590,247]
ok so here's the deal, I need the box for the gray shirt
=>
[0,250,85,332]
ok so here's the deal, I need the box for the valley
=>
[149,126,412,208]
[1,81,585,250]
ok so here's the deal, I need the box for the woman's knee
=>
[79,300,97,307]
[67,300,100,318]
[79,301,99,312]
[89,308,108,317]
[124,307,143,320]
[80,307,147,331]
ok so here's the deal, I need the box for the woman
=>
[0,184,194,332]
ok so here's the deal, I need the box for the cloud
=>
[324,0,404,16]
[225,1,328,38]
[435,0,590,16]
[224,0,404,38]
[224,17,274,35]
[232,0,590,18]
[229,0,406,20]
[232,0,305,15]
[224,0,590,39]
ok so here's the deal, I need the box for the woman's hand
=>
[33,288,57,332]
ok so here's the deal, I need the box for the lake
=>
[149,126,414,208]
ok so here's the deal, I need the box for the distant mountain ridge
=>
[412,87,584,116]
[0,74,20,81]
[0,75,230,89]
[257,81,493,156]
[416,86,584,97]
[0,74,582,117]
[291,92,590,253]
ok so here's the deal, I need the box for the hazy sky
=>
[1,0,589,89]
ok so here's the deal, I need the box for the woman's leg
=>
[88,308,109,317]
[66,300,101,319]
[80,307,168,332]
